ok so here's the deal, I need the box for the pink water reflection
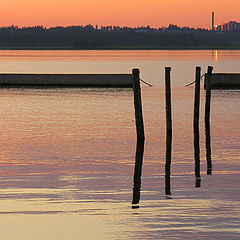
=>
[0,50,239,239]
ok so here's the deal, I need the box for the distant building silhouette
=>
[216,21,240,32]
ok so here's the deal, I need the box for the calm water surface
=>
[0,50,239,239]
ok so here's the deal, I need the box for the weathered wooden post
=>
[165,67,172,136]
[132,68,145,206]
[205,66,213,174]
[194,67,201,135]
[194,67,201,187]
[205,66,213,127]
[165,67,172,196]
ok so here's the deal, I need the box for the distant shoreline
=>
[1,47,240,50]
[2,26,240,50]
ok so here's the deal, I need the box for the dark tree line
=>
[0,25,240,49]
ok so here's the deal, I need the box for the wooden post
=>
[205,66,213,127]
[132,69,145,143]
[194,67,201,133]
[194,67,201,187]
[205,66,213,174]
[165,67,172,135]
[165,67,172,196]
[132,68,145,205]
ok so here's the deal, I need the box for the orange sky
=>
[1,0,240,29]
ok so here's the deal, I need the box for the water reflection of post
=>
[205,122,212,174]
[165,67,172,196]
[194,67,201,188]
[165,129,172,196]
[132,69,145,207]
[205,66,213,175]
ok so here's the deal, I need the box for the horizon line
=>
[0,24,210,30]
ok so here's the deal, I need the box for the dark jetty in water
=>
[0,73,133,88]
[204,73,240,89]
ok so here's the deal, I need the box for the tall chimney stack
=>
[212,11,215,31]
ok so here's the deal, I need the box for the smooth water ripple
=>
[0,50,239,239]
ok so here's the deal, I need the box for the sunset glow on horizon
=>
[0,0,240,29]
